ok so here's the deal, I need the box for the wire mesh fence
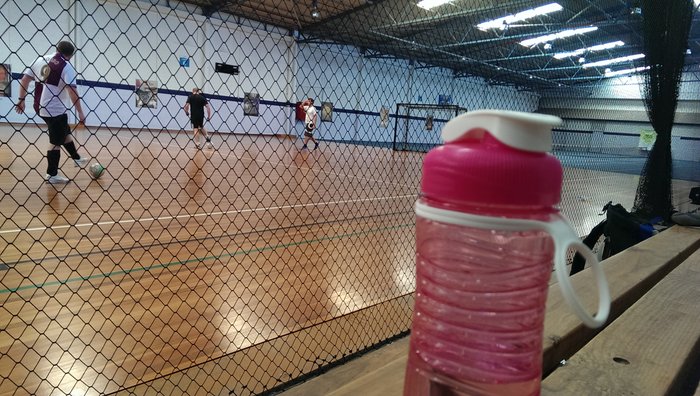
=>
[392,103,466,152]
[1,0,699,395]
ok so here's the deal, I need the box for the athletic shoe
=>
[672,209,700,227]
[74,158,88,167]
[46,174,70,184]
[206,143,214,150]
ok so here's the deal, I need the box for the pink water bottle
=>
[403,110,610,396]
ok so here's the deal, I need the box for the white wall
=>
[1,0,296,135]
[295,42,539,144]
[539,73,700,162]
[2,0,540,144]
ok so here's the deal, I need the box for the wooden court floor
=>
[0,124,697,395]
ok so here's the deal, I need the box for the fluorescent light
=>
[417,0,453,10]
[553,40,625,59]
[519,26,598,47]
[604,66,651,77]
[582,53,645,68]
[477,3,563,31]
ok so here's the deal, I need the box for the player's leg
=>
[193,127,200,148]
[61,118,87,167]
[192,116,204,148]
[302,130,312,149]
[45,116,69,183]
[201,126,213,149]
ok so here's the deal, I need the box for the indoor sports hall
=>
[1,0,699,395]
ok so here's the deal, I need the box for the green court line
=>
[0,222,413,294]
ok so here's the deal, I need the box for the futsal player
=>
[15,41,88,184]
[184,88,213,149]
[301,98,319,150]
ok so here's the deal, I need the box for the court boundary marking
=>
[5,209,414,267]
[0,194,416,235]
[0,222,414,294]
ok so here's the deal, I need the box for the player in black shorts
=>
[184,88,212,149]
[15,41,88,184]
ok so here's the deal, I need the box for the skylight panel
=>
[519,26,598,47]
[477,3,563,31]
[582,53,645,68]
[553,41,625,59]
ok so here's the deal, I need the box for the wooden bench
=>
[278,225,700,396]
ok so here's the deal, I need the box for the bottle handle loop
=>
[415,202,610,328]
[541,216,610,328]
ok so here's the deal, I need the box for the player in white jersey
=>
[301,98,319,150]
[15,41,87,184]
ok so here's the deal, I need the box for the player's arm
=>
[67,84,86,124]
[184,101,190,116]
[205,102,211,120]
[15,74,34,114]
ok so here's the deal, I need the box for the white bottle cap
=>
[441,110,562,153]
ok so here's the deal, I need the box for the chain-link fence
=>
[1,0,699,395]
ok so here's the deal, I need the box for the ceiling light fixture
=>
[582,53,645,68]
[416,0,454,10]
[553,40,625,59]
[477,3,563,31]
[311,0,320,18]
[604,65,651,77]
[519,26,598,47]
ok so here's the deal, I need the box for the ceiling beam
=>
[202,0,236,18]
[373,1,502,32]
[303,0,390,31]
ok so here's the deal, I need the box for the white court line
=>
[0,194,417,235]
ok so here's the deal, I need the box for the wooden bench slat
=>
[279,226,700,395]
[542,249,700,395]
[280,338,409,396]
[329,354,408,396]
[542,226,700,374]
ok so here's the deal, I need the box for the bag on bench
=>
[690,186,700,205]
[570,202,657,275]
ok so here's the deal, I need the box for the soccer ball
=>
[306,122,315,130]
[89,162,105,179]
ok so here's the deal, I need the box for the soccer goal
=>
[392,103,467,152]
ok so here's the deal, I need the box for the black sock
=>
[47,150,60,176]
[206,137,211,142]
[63,141,80,159]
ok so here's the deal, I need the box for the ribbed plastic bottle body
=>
[404,204,554,396]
